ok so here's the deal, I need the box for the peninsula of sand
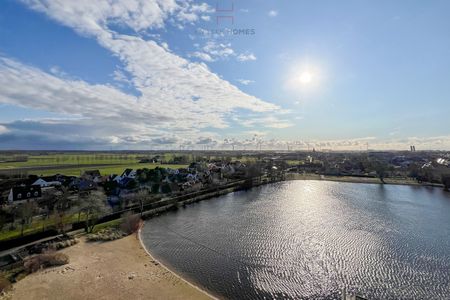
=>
[3,236,212,300]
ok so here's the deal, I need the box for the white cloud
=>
[190,51,214,62]
[268,10,278,17]
[193,41,256,63]
[1,0,284,148]
[201,41,235,59]
[112,69,131,84]
[0,125,9,134]
[237,115,294,129]
[237,52,257,62]
[160,42,170,51]
[237,79,255,85]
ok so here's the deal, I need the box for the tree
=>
[0,211,8,232]
[244,162,264,188]
[53,187,71,234]
[151,183,160,194]
[18,201,36,236]
[442,174,450,192]
[78,191,108,233]
[161,183,172,194]
[132,189,149,217]
[38,191,57,219]
[120,212,142,235]
[370,159,387,184]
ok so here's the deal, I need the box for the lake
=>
[140,180,450,299]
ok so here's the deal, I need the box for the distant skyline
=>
[0,0,449,150]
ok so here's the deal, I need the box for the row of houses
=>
[2,161,248,205]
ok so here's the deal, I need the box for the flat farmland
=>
[0,153,187,176]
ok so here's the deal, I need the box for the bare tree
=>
[53,187,71,234]
[18,201,36,236]
[131,189,150,217]
[78,191,108,233]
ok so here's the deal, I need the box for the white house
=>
[121,169,137,179]
[32,178,61,188]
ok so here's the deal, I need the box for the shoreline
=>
[285,173,444,188]
[5,236,212,300]
[138,228,218,300]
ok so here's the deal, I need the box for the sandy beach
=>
[6,235,212,300]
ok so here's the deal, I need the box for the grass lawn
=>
[28,163,188,176]
[0,213,125,241]
[0,154,141,169]
[0,212,88,241]
[0,152,268,176]
[0,153,189,176]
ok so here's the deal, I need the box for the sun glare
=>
[298,72,313,84]
[285,60,325,94]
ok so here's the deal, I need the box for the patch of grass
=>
[0,154,141,169]
[0,213,88,241]
[91,218,123,233]
[0,162,188,176]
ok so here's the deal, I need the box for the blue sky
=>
[0,0,449,150]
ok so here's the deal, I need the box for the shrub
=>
[46,238,79,251]
[86,228,126,242]
[23,252,69,273]
[0,276,12,293]
[120,212,142,235]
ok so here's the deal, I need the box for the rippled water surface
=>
[141,181,450,299]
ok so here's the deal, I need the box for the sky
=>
[0,0,449,150]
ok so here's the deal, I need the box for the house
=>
[79,180,97,191]
[121,169,137,179]
[118,177,137,189]
[181,181,203,192]
[166,168,180,175]
[82,170,101,180]
[8,185,42,203]
[32,178,62,188]
[69,178,97,191]
[185,173,197,182]
[110,174,123,183]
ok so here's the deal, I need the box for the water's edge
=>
[138,227,220,300]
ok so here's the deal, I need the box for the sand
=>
[7,235,213,300]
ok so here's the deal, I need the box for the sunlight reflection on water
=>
[141,181,450,300]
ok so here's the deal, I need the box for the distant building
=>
[8,185,42,203]
[121,169,137,179]
[82,170,101,180]
[32,178,62,188]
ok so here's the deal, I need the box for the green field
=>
[0,154,141,168]
[0,153,188,176]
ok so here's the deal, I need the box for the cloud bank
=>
[0,0,281,148]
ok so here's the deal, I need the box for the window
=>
[17,193,22,199]
[27,192,31,197]
[34,191,39,197]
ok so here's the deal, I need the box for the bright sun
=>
[285,61,323,93]
[298,72,313,84]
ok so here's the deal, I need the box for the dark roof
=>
[9,185,42,202]
[121,169,133,177]
[83,170,101,177]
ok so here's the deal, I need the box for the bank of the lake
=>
[141,180,450,300]
[286,173,444,187]
[5,236,212,300]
